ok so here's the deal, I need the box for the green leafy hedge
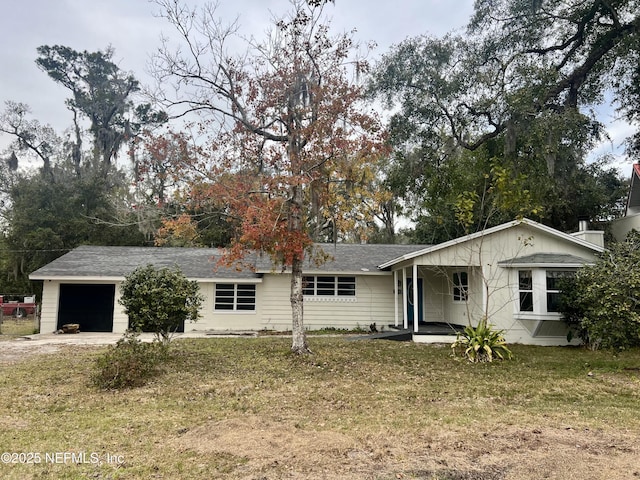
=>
[559,231,640,350]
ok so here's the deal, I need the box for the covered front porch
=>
[390,263,484,337]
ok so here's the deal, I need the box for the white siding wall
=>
[611,214,640,242]
[260,274,395,331]
[442,267,484,327]
[188,282,263,331]
[180,274,396,332]
[409,267,484,328]
[398,223,601,346]
[423,270,445,324]
[478,227,597,345]
[39,281,60,333]
[260,275,290,330]
[113,282,128,333]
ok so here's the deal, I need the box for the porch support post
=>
[402,267,408,329]
[413,263,419,333]
[393,269,399,327]
[481,265,488,323]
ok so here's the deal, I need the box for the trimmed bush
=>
[119,264,204,344]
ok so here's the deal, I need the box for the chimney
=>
[578,219,589,232]
[570,217,604,248]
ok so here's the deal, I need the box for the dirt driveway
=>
[0,332,211,363]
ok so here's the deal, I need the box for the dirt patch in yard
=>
[171,415,640,479]
[0,340,62,363]
[0,333,123,363]
[0,332,156,364]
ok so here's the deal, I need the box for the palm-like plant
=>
[451,317,513,363]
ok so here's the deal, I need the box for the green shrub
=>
[91,330,168,389]
[451,318,513,363]
[558,231,640,350]
[557,276,592,346]
[119,264,204,344]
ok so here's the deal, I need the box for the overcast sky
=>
[0,0,633,173]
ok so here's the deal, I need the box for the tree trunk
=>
[290,255,310,354]
[289,183,311,355]
[310,181,322,241]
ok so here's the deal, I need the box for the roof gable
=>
[378,218,605,269]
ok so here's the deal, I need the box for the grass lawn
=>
[0,317,38,336]
[1,337,639,479]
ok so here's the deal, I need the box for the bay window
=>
[516,269,575,316]
[546,271,575,313]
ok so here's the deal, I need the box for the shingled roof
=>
[29,246,257,280]
[256,243,430,274]
[497,252,594,267]
[30,243,428,281]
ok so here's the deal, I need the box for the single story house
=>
[611,163,640,242]
[29,218,604,345]
[29,243,424,335]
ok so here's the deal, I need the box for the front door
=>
[407,278,424,325]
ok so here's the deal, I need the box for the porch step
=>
[390,322,465,335]
[347,329,412,342]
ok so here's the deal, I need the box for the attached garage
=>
[57,284,115,332]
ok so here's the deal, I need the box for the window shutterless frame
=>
[214,283,256,311]
[302,276,356,297]
[452,270,468,302]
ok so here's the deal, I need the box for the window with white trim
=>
[546,271,575,312]
[303,276,356,297]
[452,271,468,302]
[518,270,533,312]
[516,269,575,314]
[214,283,256,311]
